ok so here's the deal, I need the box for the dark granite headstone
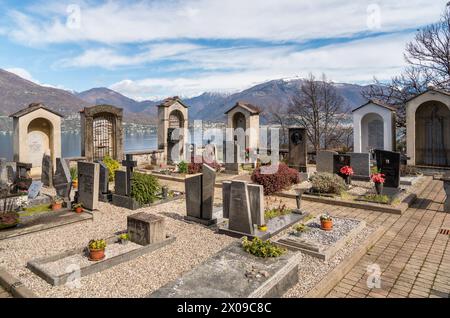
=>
[288,128,307,172]
[247,184,265,227]
[228,181,253,235]
[97,161,109,195]
[201,164,216,220]
[28,181,43,200]
[374,150,400,188]
[53,158,72,201]
[122,154,137,196]
[348,153,370,180]
[333,154,351,176]
[77,161,100,210]
[185,174,202,219]
[222,181,231,219]
[15,162,32,190]
[115,170,128,196]
[224,141,239,174]
[41,154,53,187]
[316,151,338,173]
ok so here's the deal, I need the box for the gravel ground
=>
[0,186,236,298]
[288,217,362,247]
[283,225,375,298]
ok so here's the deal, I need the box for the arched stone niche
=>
[80,105,124,162]
[157,97,189,164]
[406,89,450,167]
[10,103,62,176]
[352,100,396,153]
[225,101,261,155]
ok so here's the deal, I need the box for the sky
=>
[0,0,448,100]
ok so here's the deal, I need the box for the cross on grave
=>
[122,154,137,195]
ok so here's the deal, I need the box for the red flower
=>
[371,173,385,184]
[339,166,354,176]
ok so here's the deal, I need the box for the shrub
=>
[251,163,300,195]
[130,172,161,205]
[310,173,346,195]
[177,161,188,174]
[188,156,221,174]
[242,237,286,258]
[103,155,120,182]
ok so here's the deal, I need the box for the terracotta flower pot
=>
[321,220,333,231]
[89,248,105,261]
[72,180,78,189]
[52,203,62,211]
[75,207,83,214]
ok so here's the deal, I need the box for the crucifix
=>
[122,154,137,196]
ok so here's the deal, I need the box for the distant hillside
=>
[0,68,88,116]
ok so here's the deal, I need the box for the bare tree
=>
[288,73,348,152]
[265,104,289,147]
[363,4,450,127]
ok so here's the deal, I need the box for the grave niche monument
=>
[10,103,62,177]
[374,150,400,189]
[288,127,307,173]
[77,161,100,211]
[80,105,124,162]
[184,164,220,225]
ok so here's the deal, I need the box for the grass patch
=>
[21,204,52,217]
[340,191,354,201]
[242,237,286,258]
[361,194,390,204]
[264,207,292,221]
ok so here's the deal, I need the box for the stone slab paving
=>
[326,179,450,298]
[0,285,12,298]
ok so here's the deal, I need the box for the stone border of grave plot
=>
[275,176,432,215]
[0,267,37,298]
[112,192,185,210]
[0,210,94,241]
[27,235,176,286]
[303,224,386,298]
[275,218,366,261]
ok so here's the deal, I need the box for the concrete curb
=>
[0,267,37,298]
[303,224,386,298]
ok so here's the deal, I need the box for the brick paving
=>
[326,179,450,298]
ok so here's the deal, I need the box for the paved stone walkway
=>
[326,179,450,298]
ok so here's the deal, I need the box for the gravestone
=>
[333,154,351,176]
[97,161,111,202]
[0,158,7,187]
[127,212,165,246]
[77,162,100,210]
[374,150,400,188]
[15,162,33,190]
[224,141,240,174]
[348,153,370,180]
[6,165,15,184]
[316,151,338,173]
[247,184,265,227]
[122,154,137,195]
[41,153,53,187]
[203,143,218,164]
[228,181,253,235]
[53,158,72,202]
[184,164,218,225]
[114,170,128,196]
[288,128,307,172]
[222,181,231,219]
[28,181,43,200]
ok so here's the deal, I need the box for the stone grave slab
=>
[77,162,100,211]
[28,181,43,200]
[27,234,175,286]
[316,151,338,174]
[276,217,366,261]
[149,242,300,298]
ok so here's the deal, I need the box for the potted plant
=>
[70,167,78,189]
[339,166,354,185]
[88,239,106,261]
[73,203,83,214]
[320,213,333,231]
[118,233,130,245]
[371,173,386,195]
[51,196,64,211]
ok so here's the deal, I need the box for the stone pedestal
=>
[127,213,165,246]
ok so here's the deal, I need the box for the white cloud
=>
[5,67,36,82]
[4,0,447,45]
[109,32,413,99]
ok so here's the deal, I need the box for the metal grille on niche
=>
[93,114,115,161]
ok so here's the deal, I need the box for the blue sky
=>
[0,0,448,100]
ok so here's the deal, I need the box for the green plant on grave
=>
[370,166,381,175]
[118,233,129,241]
[362,194,390,204]
[177,161,188,174]
[88,239,106,250]
[130,172,161,205]
[103,155,120,182]
[294,223,310,233]
[70,167,78,181]
[310,172,346,195]
[241,237,286,258]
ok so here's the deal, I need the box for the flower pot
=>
[89,248,105,261]
[52,203,62,211]
[258,225,268,232]
[375,183,383,195]
[75,207,83,214]
[72,180,78,189]
[344,175,352,185]
[119,239,129,245]
[321,220,333,231]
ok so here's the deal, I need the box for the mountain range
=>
[0,68,371,123]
